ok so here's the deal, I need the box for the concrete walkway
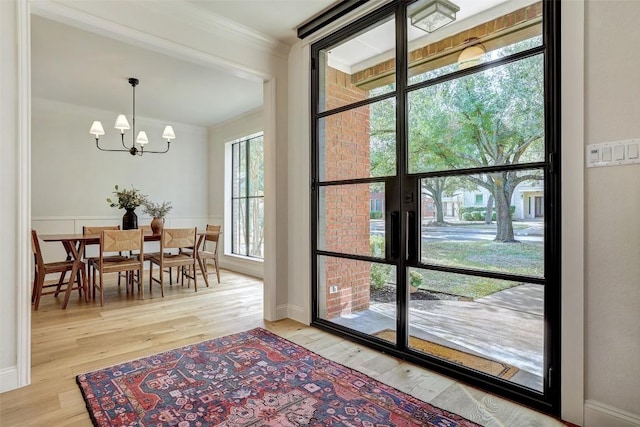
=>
[331,283,545,391]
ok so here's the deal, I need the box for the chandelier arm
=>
[138,142,171,154]
[95,138,134,153]
[121,132,132,150]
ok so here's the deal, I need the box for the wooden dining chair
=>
[196,224,221,286]
[83,225,126,294]
[93,229,144,306]
[149,228,197,297]
[31,229,87,310]
[132,224,174,284]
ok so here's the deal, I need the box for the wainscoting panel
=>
[31,216,262,279]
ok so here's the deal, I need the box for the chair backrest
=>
[83,225,120,257]
[205,224,221,243]
[31,230,44,268]
[83,225,120,235]
[138,224,152,233]
[100,229,143,260]
[161,228,196,252]
[203,224,221,253]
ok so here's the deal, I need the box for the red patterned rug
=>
[77,327,480,426]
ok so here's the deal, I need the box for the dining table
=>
[39,231,161,309]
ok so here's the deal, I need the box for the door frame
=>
[309,0,562,415]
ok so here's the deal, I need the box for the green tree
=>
[409,53,544,241]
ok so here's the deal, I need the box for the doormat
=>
[374,329,519,380]
[77,327,481,426]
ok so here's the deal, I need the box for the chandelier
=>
[89,77,175,156]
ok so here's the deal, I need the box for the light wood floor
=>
[0,269,567,427]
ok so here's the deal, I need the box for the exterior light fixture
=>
[89,77,175,156]
[458,38,486,69]
[409,0,460,33]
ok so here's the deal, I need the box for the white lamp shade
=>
[162,125,176,141]
[89,121,105,137]
[114,114,131,131]
[136,131,149,145]
[458,44,486,69]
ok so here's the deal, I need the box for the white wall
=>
[208,108,265,278]
[583,0,640,424]
[30,97,211,263]
[32,98,209,219]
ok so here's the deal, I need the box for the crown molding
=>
[137,1,291,60]
[29,1,270,82]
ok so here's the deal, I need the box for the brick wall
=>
[322,67,372,319]
[352,2,543,88]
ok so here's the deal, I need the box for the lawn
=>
[414,240,544,299]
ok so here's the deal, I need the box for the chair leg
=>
[193,263,197,292]
[159,265,164,297]
[149,262,154,295]
[98,269,104,307]
[32,268,39,303]
[33,271,46,310]
[198,256,209,288]
[54,271,67,296]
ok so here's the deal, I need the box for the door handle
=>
[390,211,400,259]
[406,211,416,261]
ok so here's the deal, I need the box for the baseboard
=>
[0,366,18,393]
[285,304,309,324]
[584,400,640,427]
[219,257,263,279]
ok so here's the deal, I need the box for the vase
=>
[150,217,164,235]
[122,208,138,230]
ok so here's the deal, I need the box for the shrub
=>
[370,211,383,219]
[370,263,390,290]
[370,235,385,257]
[409,270,423,288]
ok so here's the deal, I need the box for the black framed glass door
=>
[311,0,560,414]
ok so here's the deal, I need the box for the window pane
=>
[238,141,247,196]
[420,170,544,277]
[248,136,264,197]
[407,2,542,85]
[317,255,397,338]
[318,183,385,259]
[408,54,544,174]
[319,99,396,182]
[248,197,264,258]
[232,142,240,198]
[232,199,246,256]
[408,267,544,391]
[318,15,395,113]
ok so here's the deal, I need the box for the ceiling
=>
[31,1,338,129]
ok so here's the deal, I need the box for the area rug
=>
[374,329,519,380]
[77,327,480,426]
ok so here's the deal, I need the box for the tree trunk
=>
[494,179,516,242]
[432,192,445,225]
[484,194,494,224]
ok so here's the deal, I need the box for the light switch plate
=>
[586,139,640,168]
